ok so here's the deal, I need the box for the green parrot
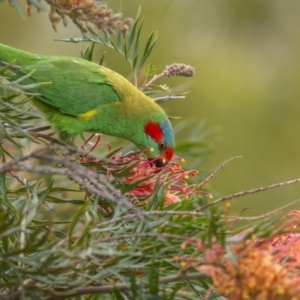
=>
[0,43,175,167]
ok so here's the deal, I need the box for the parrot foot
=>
[55,147,82,166]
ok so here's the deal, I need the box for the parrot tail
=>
[0,60,29,82]
[0,43,44,67]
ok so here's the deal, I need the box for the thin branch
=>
[0,147,158,232]
[226,198,300,221]
[29,132,62,144]
[198,178,300,211]
[153,95,186,103]
[141,72,165,91]
[96,210,206,228]
[94,232,199,244]
[101,207,295,228]
[0,148,48,174]
[27,125,52,132]
[9,171,26,186]
[48,271,210,298]
[198,156,242,188]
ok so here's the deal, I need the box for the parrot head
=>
[144,118,175,167]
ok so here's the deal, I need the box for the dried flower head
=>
[43,0,133,35]
[175,211,300,299]
[163,63,196,77]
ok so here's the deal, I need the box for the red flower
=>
[80,135,200,206]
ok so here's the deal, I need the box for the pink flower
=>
[80,135,199,206]
[103,152,198,205]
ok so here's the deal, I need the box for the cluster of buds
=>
[163,63,196,77]
[141,63,196,91]
[175,210,300,299]
[44,0,133,35]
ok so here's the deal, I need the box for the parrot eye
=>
[158,140,166,150]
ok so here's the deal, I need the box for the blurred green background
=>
[1,0,300,215]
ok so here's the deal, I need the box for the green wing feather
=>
[0,43,173,158]
[21,57,120,116]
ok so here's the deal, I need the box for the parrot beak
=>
[148,147,173,168]
[159,147,174,166]
[154,157,167,168]
[148,157,167,168]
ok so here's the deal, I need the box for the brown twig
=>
[198,178,300,211]
[96,210,206,228]
[0,147,152,227]
[94,232,199,244]
[198,156,242,188]
[226,198,300,221]
[47,271,209,298]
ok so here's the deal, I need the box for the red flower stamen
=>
[80,138,201,206]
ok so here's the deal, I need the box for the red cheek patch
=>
[165,147,174,161]
[144,122,163,142]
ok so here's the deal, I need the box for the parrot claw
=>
[55,147,81,166]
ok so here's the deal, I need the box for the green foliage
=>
[2,2,300,300]
[0,151,221,299]
[0,37,222,298]
[56,7,158,78]
[0,48,225,298]
[0,66,43,149]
